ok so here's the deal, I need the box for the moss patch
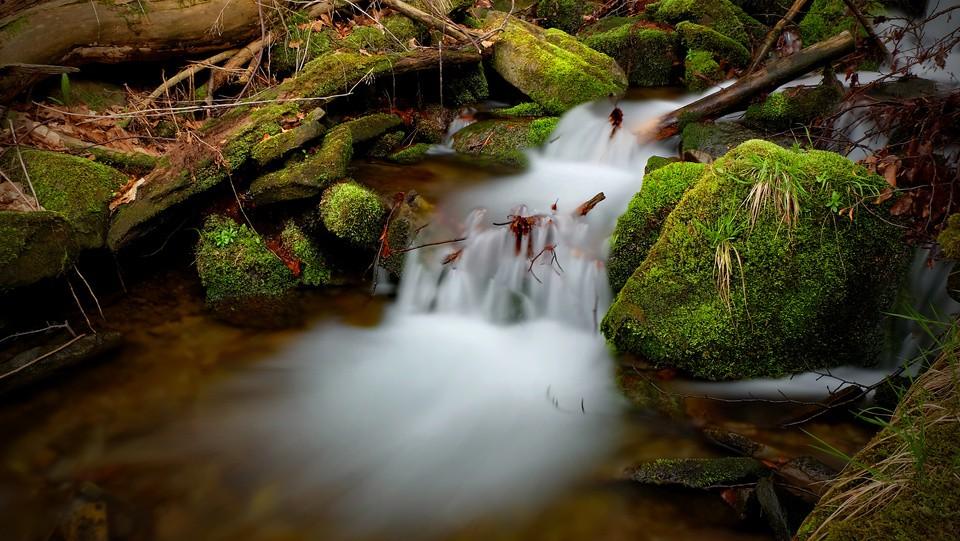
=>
[387,143,432,164]
[645,155,679,173]
[646,0,763,45]
[341,113,403,143]
[451,118,557,168]
[602,140,907,380]
[608,162,707,292]
[497,102,548,117]
[684,49,724,91]
[3,149,126,250]
[799,0,881,45]
[744,84,844,131]
[676,21,750,67]
[625,457,767,488]
[938,214,960,260]
[536,0,599,34]
[0,211,77,291]
[251,108,327,167]
[280,220,330,286]
[486,12,628,113]
[319,181,387,247]
[580,18,679,87]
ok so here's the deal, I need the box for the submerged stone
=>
[3,150,126,250]
[602,140,907,380]
[451,117,559,168]
[319,181,387,248]
[608,162,707,292]
[486,11,628,114]
[625,457,767,488]
[0,210,77,291]
[580,17,679,87]
[248,124,353,205]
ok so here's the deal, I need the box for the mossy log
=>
[0,0,264,100]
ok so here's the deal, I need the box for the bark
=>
[0,0,268,101]
[654,31,857,138]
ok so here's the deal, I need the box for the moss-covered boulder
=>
[676,21,750,68]
[248,124,353,205]
[536,0,600,34]
[443,63,490,106]
[644,155,680,173]
[0,210,77,291]
[319,181,387,248]
[684,49,725,91]
[798,0,879,46]
[451,117,559,168]
[580,17,679,87]
[280,220,330,287]
[680,121,765,159]
[625,457,767,488]
[743,84,844,131]
[250,108,327,167]
[387,143,432,164]
[608,162,707,292]
[602,140,906,380]
[3,150,126,250]
[195,216,298,319]
[486,11,628,114]
[342,113,403,144]
[646,0,764,46]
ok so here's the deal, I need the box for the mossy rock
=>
[680,121,765,158]
[0,210,77,291]
[280,220,330,287]
[798,0,881,46]
[248,124,353,205]
[379,194,431,277]
[369,130,408,159]
[496,102,548,117]
[442,63,490,106]
[684,49,724,91]
[195,215,298,319]
[646,0,764,46]
[341,16,425,51]
[625,457,767,488]
[251,108,327,167]
[451,118,559,168]
[536,0,601,34]
[580,18,679,87]
[414,105,455,144]
[602,140,907,380]
[3,149,126,250]
[342,113,403,143]
[387,143,432,164]
[644,155,680,173]
[319,181,387,248]
[743,84,843,131]
[938,214,960,260]
[608,162,707,292]
[485,11,628,114]
[271,12,336,74]
[676,21,750,68]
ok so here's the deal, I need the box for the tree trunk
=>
[0,0,267,100]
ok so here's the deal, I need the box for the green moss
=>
[443,63,490,106]
[626,457,767,488]
[647,0,762,45]
[319,181,387,247]
[280,220,330,286]
[251,108,327,166]
[938,214,960,260]
[684,49,724,91]
[602,140,907,380]
[527,117,560,147]
[3,149,126,250]
[676,21,750,67]
[608,162,707,292]
[497,102,548,117]
[486,12,628,113]
[387,143,432,164]
[195,215,297,305]
[536,0,599,34]
[86,147,157,176]
[248,124,353,205]
[644,155,679,173]
[414,105,453,144]
[799,0,881,45]
[451,119,537,168]
[744,84,844,130]
[0,211,77,291]
[369,130,408,159]
[341,113,403,143]
[272,12,335,73]
[581,19,679,87]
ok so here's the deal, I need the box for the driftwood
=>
[840,0,891,64]
[146,49,240,103]
[745,0,812,75]
[653,31,857,138]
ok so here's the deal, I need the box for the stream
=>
[1,87,955,540]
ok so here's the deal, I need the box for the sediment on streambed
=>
[1,1,959,540]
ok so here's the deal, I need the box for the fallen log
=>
[380,0,479,44]
[652,31,857,139]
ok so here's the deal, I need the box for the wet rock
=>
[0,332,123,395]
[319,181,387,248]
[369,130,408,159]
[443,63,490,106]
[646,0,765,46]
[248,124,353,205]
[743,83,843,131]
[413,104,456,144]
[195,215,299,323]
[608,162,706,292]
[485,11,628,114]
[379,192,432,277]
[387,143,432,164]
[603,140,907,380]
[624,457,767,488]
[680,121,765,159]
[537,0,601,34]
[684,49,725,91]
[2,150,126,250]
[580,17,679,87]
[342,113,403,144]
[676,22,750,68]
[0,210,78,291]
[756,477,791,541]
[451,117,559,168]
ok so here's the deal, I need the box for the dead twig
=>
[0,333,88,382]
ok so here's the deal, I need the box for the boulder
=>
[486,11,628,114]
[0,210,77,291]
[602,140,906,380]
[319,181,387,248]
[646,0,765,46]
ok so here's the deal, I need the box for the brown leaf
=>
[889,195,914,216]
[875,187,893,205]
[883,163,898,186]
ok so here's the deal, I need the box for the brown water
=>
[0,156,875,541]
